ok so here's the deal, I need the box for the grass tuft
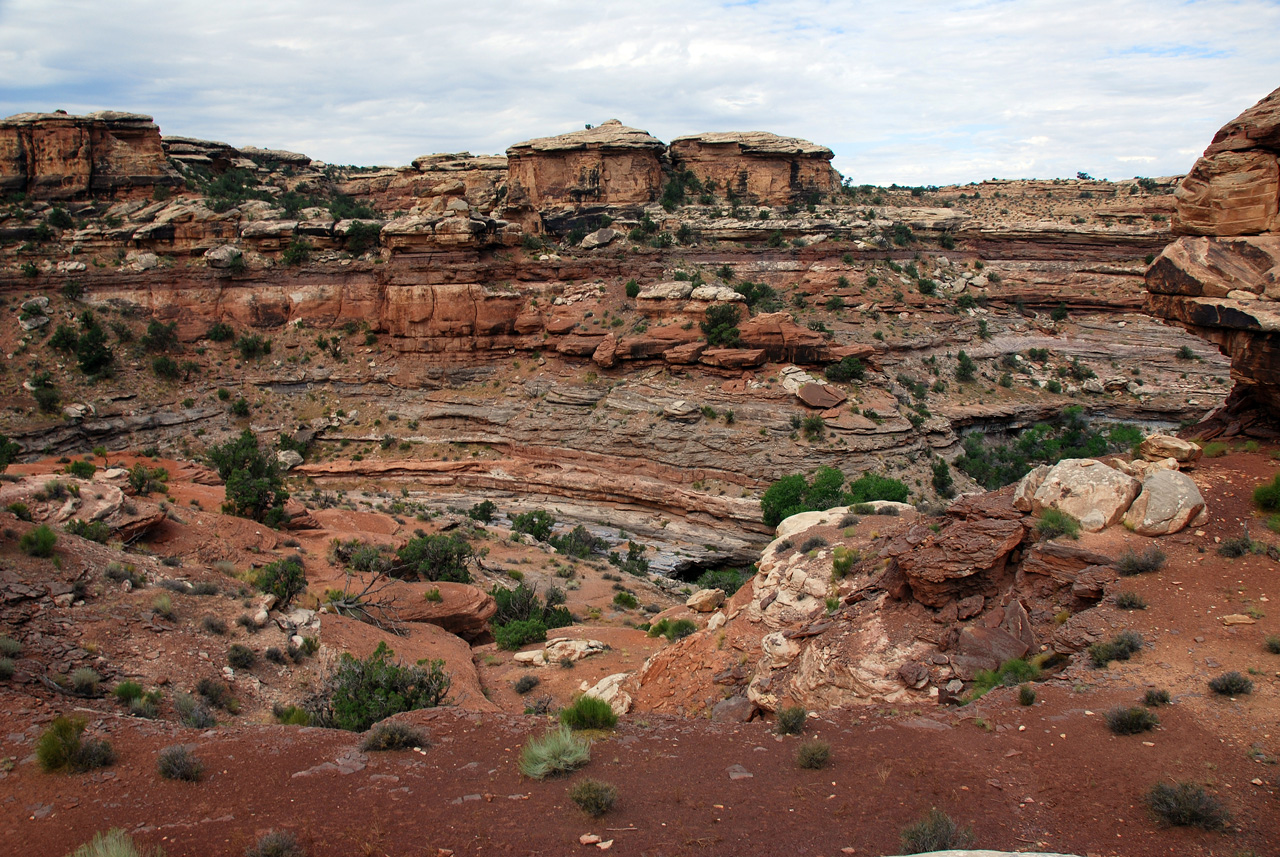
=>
[68,829,163,857]
[1115,547,1165,576]
[569,778,617,816]
[360,721,426,752]
[1105,706,1159,735]
[244,830,306,857]
[560,695,617,731]
[796,739,831,769]
[1143,689,1171,707]
[518,726,590,779]
[899,807,973,854]
[776,705,807,735]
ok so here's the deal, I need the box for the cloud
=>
[0,0,1277,184]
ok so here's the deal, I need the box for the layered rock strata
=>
[668,132,841,205]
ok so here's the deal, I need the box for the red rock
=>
[663,342,705,364]
[700,348,766,369]
[797,383,846,409]
[382,580,497,641]
[592,334,618,368]
[505,120,665,213]
[668,132,840,206]
[884,519,1025,608]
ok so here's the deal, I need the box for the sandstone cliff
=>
[668,131,840,205]
[1146,85,1280,425]
[0,110,182,198]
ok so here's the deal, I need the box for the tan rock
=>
[583,672,632,715]
[668,131,840,206]
[1138,434,1203,464]
[796,383,846,409]
[1021,459,1141,532]
[505,120,664,211]
[1221,613,1257,625]
[1174,150,1278,236]
[686,588,726,613]
[1122,469,1207,536]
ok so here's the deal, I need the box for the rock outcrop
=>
[668,132,841,205]
[0,111,182,198]
[1147,85,1280,420]
[505,120,665,216]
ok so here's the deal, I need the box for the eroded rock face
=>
[668,132,841,206]
[1014,459,1141,532]
[1146,85,1280,419]
[0,111,181,198]
[506,120,665,214]
[883,518,1025,608]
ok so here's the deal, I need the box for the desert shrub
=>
[66,459,97,479]
[201,615,228,635]
[310,641,450,731]
[36,716,115,772]
[1144,689,1172,706]
[1217,535,1260,558]
[130,697,158,719]
[847,473,909,504]
[1018,684,1037,706]
[206,321,234,342]
[71,667,102,695]
[127,463,170,495]
[1106,706,1159,735]
[67,829,163,857]
[157,744,203,781]
[105,562,145,588]
[701,303,741,347]
[647,617,697,642]
[824,355,865,383]
[1208,671,1252,696]
[7,502,30,521]
[265,646,287,664]
[694,566,751,594]
[624,279,640,299]
[343,220,381,255]
[761,466,848,527]
[1146,781,1230,829]
[518,726,590,779]
[151,593,176,620]
[19,524,57,557]
[174,692,216,728]
[0,658,13,680]
[65,518,111,543]
[1035,508,1079,541]
[899,807,973,854]
[206,429,287,524]
[196,677,238,712]
[776,705,807,735]
[494,618,548,651]
[466,499,497,522]
[831,545,858,578]
[1089,631,1144,667]
[392,533,473,583]
[796,739,830,769]
[140,319,179,353]
[511,509,555,541]
[612,590,638,610]
[514,674,540,695]
[272,703,311,726]
[227,644,256,670]
[245,830,306,857]
[1266,635,1280,655]
[560,695,617,730]
[0,635,19,657]
[113,681,145,704]
[969,658,1041,700]
[1115,591,1147,610]
[570,779,617,816]
[1116,547,1166,575]
[360,721,426,751]
[1253,474,1280,511]
[257,557,306,606]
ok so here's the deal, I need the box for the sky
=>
[1,0,1278,186]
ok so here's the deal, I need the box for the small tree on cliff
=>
[206,429,288,526]
[702,304,741,348]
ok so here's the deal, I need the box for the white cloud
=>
[0,0,1277,184]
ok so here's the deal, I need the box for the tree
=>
[955,350,976,383]
[512,510,555,542]
[206,429,288,525]
[392,533,474,583]
[0,435,20,472]
[701,304,741,347]
[75,312,113,375]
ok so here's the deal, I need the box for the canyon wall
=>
[668,131,840,205]
[0,111,182,199]
[1146,85,1280,424]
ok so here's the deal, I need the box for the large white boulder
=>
[1016,459,1141,532]
[1122,469,1208,536]
[1138,434,1202,465]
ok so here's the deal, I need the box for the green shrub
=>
[701,303,741,347]
[514,674,540,695]
[612,591,638,610]
[157,744,203,781]
[824,356,865,383]
[1035,508,1079,541]
[551,524,608,558]
[392,533,473,582]
[969,658,1041,700]
[66,459,97,479]
[1116,547,1165,575]
[1144,689,1171,706]
[19,524,57,557]
[1145,781,1230,829]
[1115,591,1147,610]
[272,703,311,726]
[0,635,19,657]
[140,319,179,353]
[257,557,306,606]
[227,644,256,670]
[36,716,115,772]
[899,807,973,854]
[1106,706,1159,735]
[344,221,381,255]
[560,695,617,730]
[512,509,555,541]
[694,566,751,594]
[113,681,145,704]
[466,499,497,522]
[1217,535,1260,558]
[955,407,1139,489]
[494,618,548,651]
[67,829,163,857]
[831,545,857,578]
[206,321,234,342]
[776,705,807,735]
[360,720,427,751]
[234,332,272,361]
[207,428,288,524]
[1208,671,1252,696]
[518,726,590,779]
[646,617,697,642]
[66,518,112,544]
[761,466,848,527]
[282,239,311,267]
[846,473,909,504]
[310,641,451,731]
[796,739,830,769]
[0,658,13,680]
[7,502,30,521]
[1253,474,1280,511]
[245,830,306,857]
[1090,631,1144,667]
[569,778,617,816]
[71,667,102,695]
[1018,685,1036,706]
[624,279,640,299]
[1266,635,1280,655]
[174,693,216,728]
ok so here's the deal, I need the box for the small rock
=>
[579,834,601,845]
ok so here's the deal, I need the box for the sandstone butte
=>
[0,94,1276,857]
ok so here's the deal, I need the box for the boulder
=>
[949,625,1031,680]
[796,383,847,409]
[382,581,497,641]
[711,696,757,722]
[686,588,726,613]
[277,449,304,470]
[583,672,632,716]
[896,662,930,689]
[515,637,610,666]
[204,245,244,269]
[883,519,1025,608]
[1122,469,1208,536]
[1018,458,1141,532]
[580,227,619,249]
[1138,434,1202,465]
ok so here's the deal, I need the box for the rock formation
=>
[0,111,182,198]
[668,132,841,205]
[1146,85,1280,423]
[505,120,665,220]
